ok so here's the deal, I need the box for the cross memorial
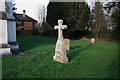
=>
[0,0,11,56]
[53,20,69,63]
[5,2,19,54]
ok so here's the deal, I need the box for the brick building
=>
[14,10,38,30]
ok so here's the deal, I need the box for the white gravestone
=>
[91,38,95,44]
[53,20,69,63]
[0,0,11,56]
[64,38,70,50]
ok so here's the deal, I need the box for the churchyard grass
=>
[2,35,118,78]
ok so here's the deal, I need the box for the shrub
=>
[43,30,57,37]
[111,28,119,39]
[42,22,53,32]
[31,27,39,35]
[90,32,96,38]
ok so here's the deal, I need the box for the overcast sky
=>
[15,0,49,21]
[14,0,114,21]
[15,0,94,21]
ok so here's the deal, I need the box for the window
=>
[32,22,35,27]
[16,23,20,27]
[21,28,24,30]
[21,22,24,26]
[16,23,18,28]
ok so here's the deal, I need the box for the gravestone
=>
[0,0,11,56]
[5,2,19,54]
[64,38,70,50]
[91,38,95,44]
[53,20,69,63]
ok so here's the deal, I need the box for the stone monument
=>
[91,38,95,44]
[5,2,19,54]
[53,20,69,63]
[64,38,70,50]
[0,0,11,56]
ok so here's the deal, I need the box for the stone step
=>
[0,43,11,48]
[0,48,12,56]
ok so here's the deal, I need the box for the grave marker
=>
[0,0,11,56]
[53,20,69,63]
[91,38,95,44]
[5,2,19,54]
[64,38,70,50]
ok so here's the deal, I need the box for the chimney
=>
[23,10,26,17]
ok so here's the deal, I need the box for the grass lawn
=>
[2,35,118,78]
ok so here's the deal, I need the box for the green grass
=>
[2,35,118,78]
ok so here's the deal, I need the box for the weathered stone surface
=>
[53,20,69,63]
[91,38,95,44]
[0,1,12,56]
[0,43,11,48]
[53,43,68,63]
[0,48,12,56]
[64,38,70,50]
[6,2,20,55]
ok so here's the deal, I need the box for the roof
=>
[14,14,38,22]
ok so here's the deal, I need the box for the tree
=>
[64,3,90,35]
[37,5,46,23]
[104,1,120,39]
[46,2,91,37]
[46,2,65,27]
[37,5,47,32]
[93,2,105,40]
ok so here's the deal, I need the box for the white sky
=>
[15,0,92,21]
[15,0,49,21]
[14,0,114,21]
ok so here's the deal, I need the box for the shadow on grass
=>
[17,35,56,52]
[107,59,118,78]
[67,45,92,62]
[70,45,82,50]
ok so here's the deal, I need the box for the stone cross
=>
[5,2,19,54]
[54,20,67,44]
[53,20,69,63]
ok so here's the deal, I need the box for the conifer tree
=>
[46,2,90,37]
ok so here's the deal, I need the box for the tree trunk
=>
[97,19,101,40]
[97,31,100,40]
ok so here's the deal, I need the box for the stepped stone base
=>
[53,55,68,63]
[53,43,68,63]
[0,43,12,56]
[0,48,12,56]
[8,41,20,55]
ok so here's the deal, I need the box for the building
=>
[14,10,38,30]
